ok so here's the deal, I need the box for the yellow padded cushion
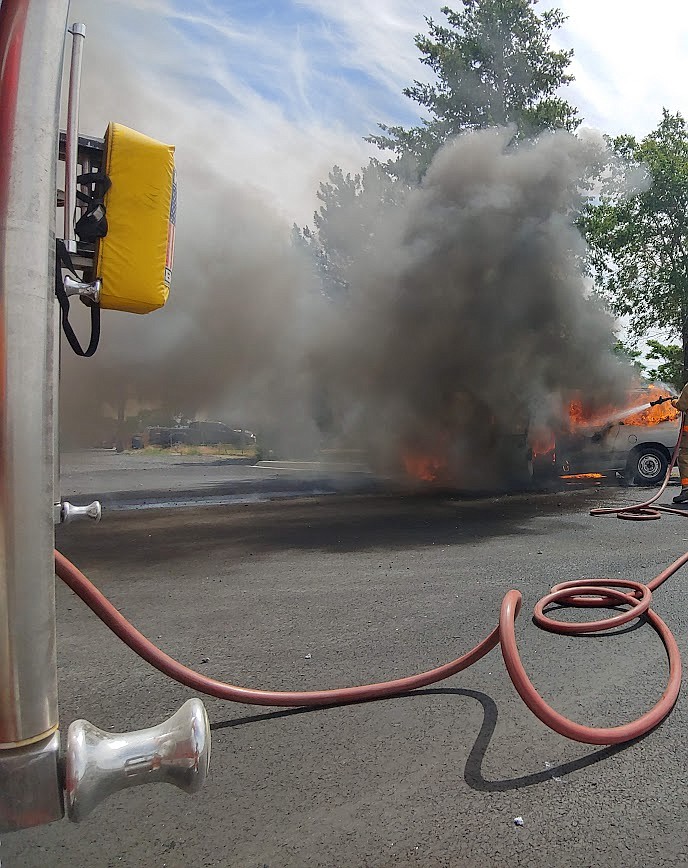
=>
[96,122,176,314]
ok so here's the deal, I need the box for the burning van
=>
[541,385,680,486]
[392,391,537,491]
[390,385,679,491]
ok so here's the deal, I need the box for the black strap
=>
[75,204,108,242]
[75,170,111,203]
[76,169,111,189]
[74,171,110,243]
[55,239,100,358]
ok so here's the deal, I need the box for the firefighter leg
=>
[673,427,688,503]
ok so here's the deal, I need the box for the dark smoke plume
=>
[60,5,633,487]
[312,127,633,486]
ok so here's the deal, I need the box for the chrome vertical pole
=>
[0,0,71,831]
[55,23,86,522]
[63,21,85,253]
[53,22,81,518]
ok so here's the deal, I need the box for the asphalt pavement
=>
[59,449,384,509]
[6,454,688,866]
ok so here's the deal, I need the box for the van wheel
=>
[627,446,668,486]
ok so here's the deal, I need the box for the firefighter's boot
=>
[673,488,688,504]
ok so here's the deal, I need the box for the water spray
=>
[588,393,676,441]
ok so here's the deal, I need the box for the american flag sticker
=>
[165,169,177,287]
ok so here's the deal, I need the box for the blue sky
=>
[162,0,426,129]
[70,0,688,228]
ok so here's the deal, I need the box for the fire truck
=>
[0,2,209,832]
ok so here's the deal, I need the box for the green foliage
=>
[612,339,647,378]
[294,160,411,298]
[297,1,580,296]
[582,110,688,383]
[644,339,684,391]
[367,1,579,177]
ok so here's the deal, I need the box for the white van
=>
[555,416,679,485]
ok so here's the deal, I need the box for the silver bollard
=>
[64,699,211,822]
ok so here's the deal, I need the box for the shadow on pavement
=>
[208,686,640,794]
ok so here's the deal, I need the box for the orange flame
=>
[530,427,556,458]
[568,385,678,430]
[567,398,599,428]
[624,396,679,426]
[561,472,604,480]
[402,434,450,482]
[402,452,447,482]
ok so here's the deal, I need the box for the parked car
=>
[145,426,175,447]
[186,421,253,447]
[140,422,256,449]
[143,426,189,447]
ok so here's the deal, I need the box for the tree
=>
[645,339,683,391]
[612,338,647,380]
[295,160,410,299]
[583,110,688,386]
[298,1,580,294]
[367,0,580,177]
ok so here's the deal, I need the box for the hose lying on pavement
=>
[53,416,688,746]
[54,545,684,746]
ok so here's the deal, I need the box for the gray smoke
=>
[312,127,633,485]
[61,1,325,453]
[61,171,322,451]
[60,4,633,486]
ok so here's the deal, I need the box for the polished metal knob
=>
[61,500,101,523]
[64,698,211,822]
[63,274,101,303]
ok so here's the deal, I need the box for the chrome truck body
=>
[0,0,71,830]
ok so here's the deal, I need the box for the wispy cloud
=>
[550,0,688,136]
[68,0,385,224]
[295,0,436,108]
[66,0,688,221]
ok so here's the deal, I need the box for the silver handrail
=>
[63,22,86,252]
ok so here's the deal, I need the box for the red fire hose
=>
[54,552,683,744]
[53,413,688,746]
